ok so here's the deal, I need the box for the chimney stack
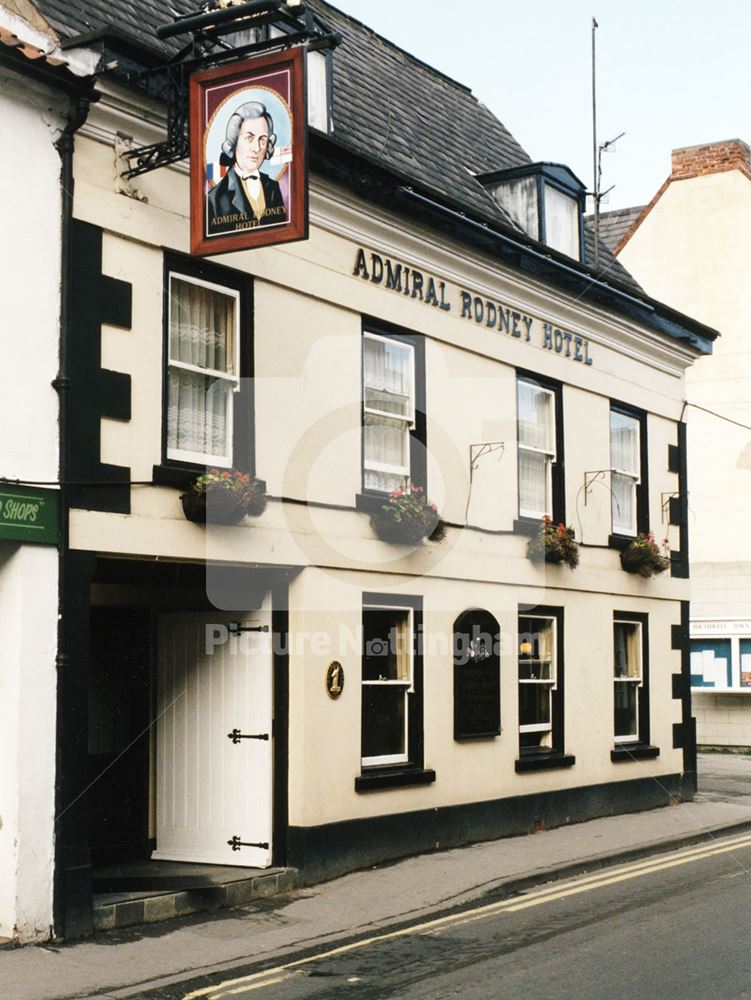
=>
[671,139,751,181]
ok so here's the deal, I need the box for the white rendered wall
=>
[0,68,64,941]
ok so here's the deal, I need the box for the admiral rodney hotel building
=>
[1,0,717,942]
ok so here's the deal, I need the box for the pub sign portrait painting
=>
[189,48,308,256]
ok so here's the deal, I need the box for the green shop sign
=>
[0,486,59,545]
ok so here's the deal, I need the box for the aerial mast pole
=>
[592,16,599,268]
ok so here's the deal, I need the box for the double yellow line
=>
[185,831,751,998]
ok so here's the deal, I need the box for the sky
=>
[329,1,750,211]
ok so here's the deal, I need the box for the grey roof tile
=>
[33,0,643,293]
[585,205,645,254]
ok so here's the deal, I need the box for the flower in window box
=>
[527,516,579,569]
[180,469,267,525]
[370,485,446,546]
[620,533,670,578]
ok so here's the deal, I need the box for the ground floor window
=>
[614,619,642,742]
[361,594,423,769]
[518,609,562,753]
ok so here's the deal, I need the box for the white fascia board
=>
[309,179,702,377]
[0,5,100,77]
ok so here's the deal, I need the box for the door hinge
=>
[227,728,270,744]
[228,835,269,851]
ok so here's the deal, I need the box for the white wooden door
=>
[153,608,273,868]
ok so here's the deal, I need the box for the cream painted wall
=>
[285,567,684,828]
[66,108,699,834]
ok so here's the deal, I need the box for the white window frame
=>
[166,272,241,467]
[610,409,641,537]
[361,604,414,767]
[518,614,557,745]
[613,618,643,744]
[517,379,556,520]
[362,331,416,490]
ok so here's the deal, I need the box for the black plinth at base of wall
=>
[288,772,689,886]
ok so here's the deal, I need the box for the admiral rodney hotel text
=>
[353,247,594,365]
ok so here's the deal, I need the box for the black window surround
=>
[356,591,435,792]
[514,369,565,533]
[611,610,659,763]
[515,604,574,773]
[356,318,427,513]
[153,252,255,490]
[608,400,649,548]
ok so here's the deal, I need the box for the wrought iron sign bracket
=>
[118,0,341,179]
[583,469,613,506]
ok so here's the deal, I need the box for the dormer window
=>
[478,163,585,261]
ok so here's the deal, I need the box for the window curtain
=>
[168,279,235,459]
[611,413,639,533]
[363,336,413,492]
[170,279,234,373]
[518,382,552,451]
[168,371,230,457]
[611,413,638,473]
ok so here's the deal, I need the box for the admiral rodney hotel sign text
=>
[353,248,594,365]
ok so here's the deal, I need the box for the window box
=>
[180,469,266,525]
[369,486,445,546]
[620,535,670,578]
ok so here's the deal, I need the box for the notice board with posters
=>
[189,47,308,256]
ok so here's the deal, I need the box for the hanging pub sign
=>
[189,47,308,256]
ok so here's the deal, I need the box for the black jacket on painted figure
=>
[207,168,287,235]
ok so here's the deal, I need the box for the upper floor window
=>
[167,275,239,467]
[517,376,562,521]
[478,163,585,261]
[362,328,425,495]
[610,404,647,538]
[268,26,332,133]
[162,255,253,475]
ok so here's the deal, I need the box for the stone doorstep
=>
[93,868,299,932]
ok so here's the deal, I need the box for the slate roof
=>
[32,0,642,293]
[585,206,645,255]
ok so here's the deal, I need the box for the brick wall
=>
[671,139,751,181]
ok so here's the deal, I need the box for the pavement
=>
[3,752,751,1000]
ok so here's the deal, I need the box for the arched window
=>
[453,609,501,740]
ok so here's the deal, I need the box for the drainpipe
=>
[52,91,94,940]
